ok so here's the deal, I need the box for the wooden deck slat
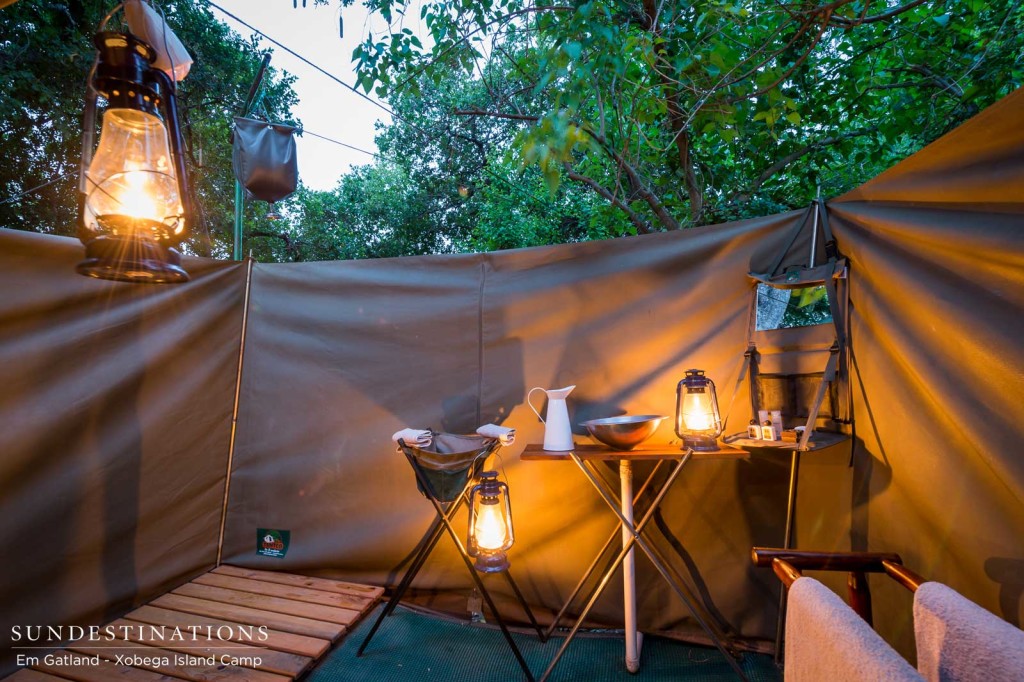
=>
[150,594,345,641]
[104,619,312,678]
[64,640,289,682]
[4,671,70,681]
[213,566,384,599]
[33,655,183,681]
[193,573,374,610]
[172,584,359,626]
[124,605,330,659]
[5,567,380,682]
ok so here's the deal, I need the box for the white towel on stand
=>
[391,428,432,447]
[476,423,515,446]
[914,581,1024,682]
[785,577,923,681]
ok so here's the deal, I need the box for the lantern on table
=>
[675,369,723,452]
[467,471,515,573]
[77,31,192,282]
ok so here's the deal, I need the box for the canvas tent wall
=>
[221,209,821,642]
[0,233,247,675]
[1,87,1022,677]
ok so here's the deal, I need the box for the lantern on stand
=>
[78,31,192,282]
[675,369,723,451]
[467,471,515,573]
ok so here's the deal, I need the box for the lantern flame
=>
[681,392,714,432]
[474,501,508,551]
[117,167,161,224]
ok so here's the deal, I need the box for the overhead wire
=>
[205,1,479,153]
[300,129,381,159]
[206,1,399,122]
[0,172,76,207]
[205,3,555,209]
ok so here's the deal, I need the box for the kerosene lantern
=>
[467,471,515,573]
[78,31,192,282]
[675,369,723,451]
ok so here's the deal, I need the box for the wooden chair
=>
[751,547,925,628]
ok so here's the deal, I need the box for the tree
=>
[268,68,630,263]
[347,0,1023,231]
[0,0,299,257]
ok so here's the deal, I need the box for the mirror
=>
[756,283,832,331]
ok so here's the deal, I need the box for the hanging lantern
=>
[675,369,723,452]
[467,471,514,573]
[77,31,192,283]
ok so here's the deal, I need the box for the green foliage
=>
[781,286,832,328]
[349,0,1024,231]
[303,67,632,259]
[5,1,1023,264]
[0,0,298,257]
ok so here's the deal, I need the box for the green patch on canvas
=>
[257,528,290,558]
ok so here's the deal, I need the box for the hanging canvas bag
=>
[232,117,299,203]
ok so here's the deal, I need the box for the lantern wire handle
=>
[493,450,510,486]
[98,2,181,91]
[153,1,180,91]
[98,3,125,31]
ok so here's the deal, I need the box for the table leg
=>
[543,462,666,641]
[775,449,801,665]
[620,460,641,673]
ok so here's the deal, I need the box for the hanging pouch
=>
[232,117,299,203]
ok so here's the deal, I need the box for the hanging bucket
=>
[232,117,299,203]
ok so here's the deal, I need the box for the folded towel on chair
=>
[476,424,515,446]
[785,577,923,682]
[914,581,1024,682]
[392,428,432,447]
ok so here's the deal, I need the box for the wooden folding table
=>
[521,443,750,681]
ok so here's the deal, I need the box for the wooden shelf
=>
[521,442,750,461]
[721,430,849,452]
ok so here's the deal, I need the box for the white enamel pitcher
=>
[528,385,576,451]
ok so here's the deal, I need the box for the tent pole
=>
[232,54,271,261]
[233,181,243,261]
[217,257,255,566]
[808,186,821,269]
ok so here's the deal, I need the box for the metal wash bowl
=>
[580,415,668,450]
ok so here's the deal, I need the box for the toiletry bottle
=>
[747,419,761,439]
[761,420,776,441]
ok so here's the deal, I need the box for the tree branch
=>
[453,108,539,122]
[830,0,929,26]
[732,127,876,203]
[725,10,832,105]
[906,64,964,98]
[563,163,652,235]
[250,229,292,250]
[453,110,679,230]
[586,129,682,230]
[390,5,574,95]
[643,0,701,225]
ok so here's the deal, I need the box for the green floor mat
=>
[308,605,781,682]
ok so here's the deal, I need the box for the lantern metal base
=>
[682,435,719,452]
[473,551,510,574]
[77,236,189,283]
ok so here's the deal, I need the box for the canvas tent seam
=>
[476,257,486,429]
[216,256,255,566]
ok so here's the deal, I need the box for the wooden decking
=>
[6,565,383,682]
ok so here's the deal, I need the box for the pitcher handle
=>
[527,387,546,423]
